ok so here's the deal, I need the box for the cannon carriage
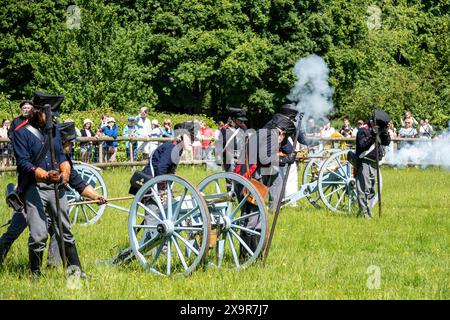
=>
[67,164,269,275]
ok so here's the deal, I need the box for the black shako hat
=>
[229,107,248,122]
[264,113,294,136]
[279,103,298,120]
[33,91,64,112]
[174,121,198,141]
[58,122,76,143]
[370,109,391,129]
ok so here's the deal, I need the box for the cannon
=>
[94,172,268,275]
[67,160,268,275]
[299,148,341,209]
[284,149,382,212]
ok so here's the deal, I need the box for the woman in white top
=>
[0,118,12,166]
[80,119,95,163]
[135,106,152,159]
[398,120,417,138]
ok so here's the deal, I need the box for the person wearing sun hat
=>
[80,118,94,163]
[123,116,139,161]
[101,117,119,162]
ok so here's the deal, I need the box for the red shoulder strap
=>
[14,119,29,132]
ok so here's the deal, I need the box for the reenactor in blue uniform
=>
[7,100,34,139]
[11,93,82,278]
[0,122,106,268]
[350,110,391,218]
[112,122,194,264]
[234,123,290,258]
[262,104,310,211]
[129,121,195,194]
[215,108,248,174]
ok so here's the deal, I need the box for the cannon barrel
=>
[203,192,233,205]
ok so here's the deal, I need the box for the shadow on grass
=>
[1,260,30,277]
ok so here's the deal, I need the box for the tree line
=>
[0,0,449,128]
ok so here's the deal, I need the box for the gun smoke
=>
[287,54,334,125]
[383,132,450,169]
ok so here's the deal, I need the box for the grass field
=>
[0,165,449,300]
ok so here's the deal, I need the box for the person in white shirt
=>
[398,120,417,138]
[320,120,336,138]
[149,119,162,154]
[135,106,152,159]
[418,118,433,139]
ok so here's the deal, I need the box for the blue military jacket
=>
[355,126,390,161]
[66,156,87,194]
[12,122,67,193]
[143,141,182,177]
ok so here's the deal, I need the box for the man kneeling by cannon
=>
[110,121,196,264]
[233,121,293,259]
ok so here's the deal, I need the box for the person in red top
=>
[199,121,215,160]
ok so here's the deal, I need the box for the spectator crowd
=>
[0,104,444,168]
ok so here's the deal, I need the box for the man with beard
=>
[10,92,83,279]
[0,122,106,270]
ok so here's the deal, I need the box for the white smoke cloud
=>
[383,133,450,169]
[287,54,334,125]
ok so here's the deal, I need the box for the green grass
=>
[0,165,449,299]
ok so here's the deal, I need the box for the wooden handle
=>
[68,195,134,206]
[68,194,155,206]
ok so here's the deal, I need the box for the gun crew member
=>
[263,103,310,211]
[129,121,195,194]
[350,109,391,218]
[234,124,290,258]
[111,122,194,264]
[0,122,107,268]
[10,91,80,278]
[7,100,34,139]
[215,108,248,174]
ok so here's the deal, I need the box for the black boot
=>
[65,243,88,279]
[249,234,260,253]
[0,240,12,266]
[29,249,43,279]
[239,232,261,263]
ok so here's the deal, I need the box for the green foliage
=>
[328,0,450,126]
[0,1,449,127]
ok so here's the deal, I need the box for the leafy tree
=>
[0,0,448,128]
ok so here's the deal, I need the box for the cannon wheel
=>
[317,150,382,213]
[302,148,341,209]
[197,172,269,269]
[66,163,108,226]
[128,175,211,276]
